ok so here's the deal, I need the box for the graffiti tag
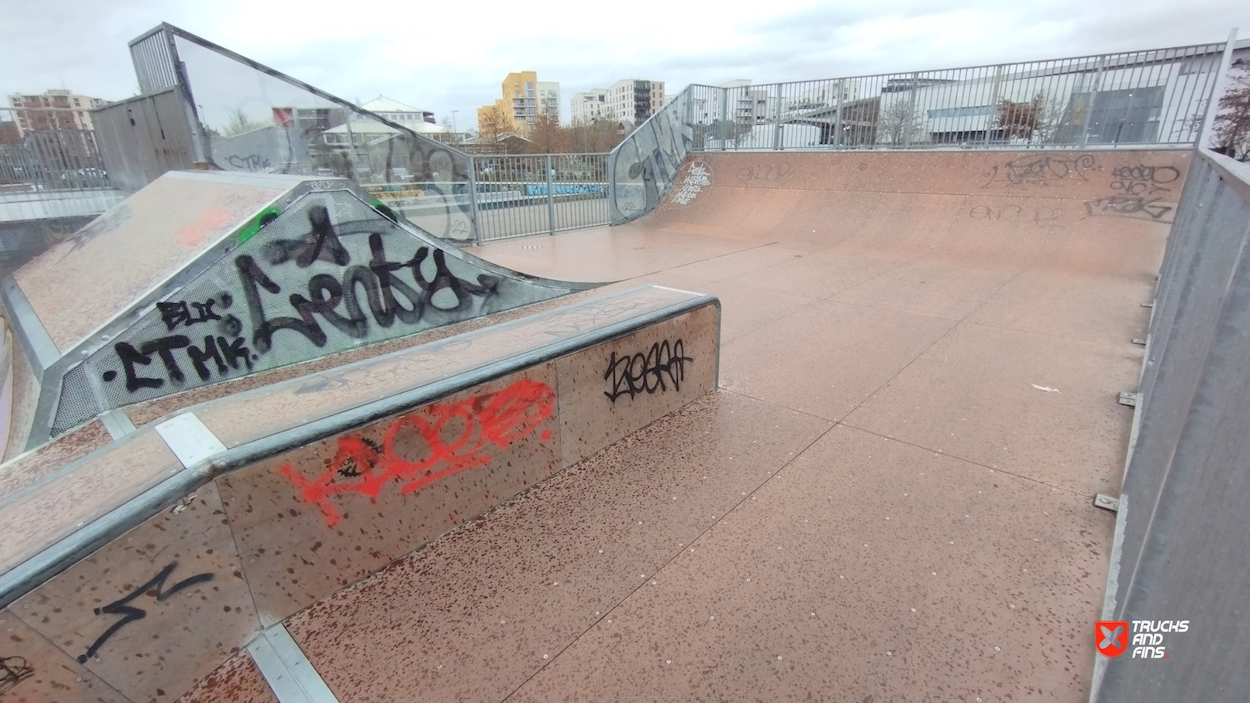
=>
[281,378,556,527]
[672,162,712,205]
[0,656,33,695]
[78,562,214,663]
[983,154,1098,188]
[604,339,693,403]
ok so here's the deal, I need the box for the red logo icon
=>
[1096,621,1129,657]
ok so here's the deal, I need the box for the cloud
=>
[2,0,1246,130]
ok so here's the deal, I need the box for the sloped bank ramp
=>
[0,171,588,457]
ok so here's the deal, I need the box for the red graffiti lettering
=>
[280,379,556,527]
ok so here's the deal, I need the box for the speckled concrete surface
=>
[174,650,278,703]
[282,150,1178,701]
[0,150,1183,702]
[287,392,831,702]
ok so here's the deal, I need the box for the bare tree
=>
[993,92,1068,145]
[876,98,925,147]
[994,94,1042,140]
[1211,64,1250,160]
[477,105,512,154]
[1032,92,1070,145]
[223,108,263,137]
[527,108,567,153]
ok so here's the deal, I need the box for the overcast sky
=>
[2,0,1246,130]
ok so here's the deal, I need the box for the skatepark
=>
[0,25,1248,703]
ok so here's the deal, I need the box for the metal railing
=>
[0,107,114,193]
[0,107,126,229]
[694,45,1225,151]
[469,153,608,241]
[609,40,1230,223]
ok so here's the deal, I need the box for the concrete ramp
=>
[1,171,586,454]
[478,149,1190,285]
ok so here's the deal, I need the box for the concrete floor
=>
[266,150,1187,702]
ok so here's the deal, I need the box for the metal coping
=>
[0,277,58,377]
[0,286,721,607]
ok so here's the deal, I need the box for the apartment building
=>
[570,89,609,123]
[572,79,665,124]
[7,89,108,135]
[477,72,561,135]
[359,96,436,126]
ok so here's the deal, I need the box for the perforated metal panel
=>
[50,187,572,435]
[50,364,92,436]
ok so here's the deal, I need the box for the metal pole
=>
[467,154,483,245]
[165,27,210,167]
[718,87,728,151]
[1079,57,1106,146]
[1195,28,1240,151]
[773,85,784,150]
[983,65,1003,147]
[904,72,919,148]
[545,154,555,235]
[835,80,843,149]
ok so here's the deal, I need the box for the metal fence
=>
[609,41,1229,224]
[470,153,608,241]
[692,45,1226,151]
[0,106,126,235]
[0,107,114,193]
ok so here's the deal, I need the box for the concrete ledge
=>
[0,284,719,703]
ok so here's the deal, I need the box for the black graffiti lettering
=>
[110,332,251,390]
[78,562,214,663]
[410,247,499,314]
[290,274,368,339]
[984,154,1098,187]
[114,341,162,391]
[226,154,271,171]
[300,206,351,267]
[343,266,393,329]
[1111,165,1180,185]
[220,314,244,338]
[1109,164,1180,198]
[110,336,190,391]
[368,233,422,326]
[144,335,190,385]
[0,656,33,695]
[217,335,254,371]
[237,254,327,352]
[604,339,694,403]
[157,298,222,331]
[267,205,351,268]
[186,335,227,381]
[1084,196,1173,221]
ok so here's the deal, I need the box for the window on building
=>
[1081,86,1165,144]
[927,105,996,119]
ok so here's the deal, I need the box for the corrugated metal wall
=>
[92,89,195,191]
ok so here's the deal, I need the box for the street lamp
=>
[451,110,458,136]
